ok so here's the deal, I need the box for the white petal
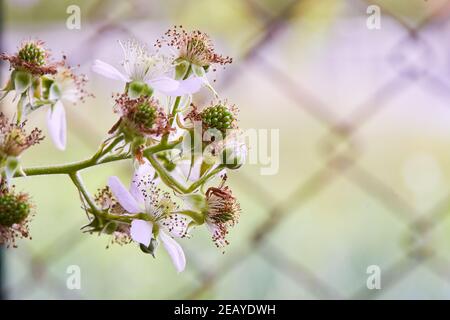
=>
[164,77,204,96]
[159,231,186,273]
[148,76,179,93]
[47,101,67,151]
[108,176,141,213]
[92,59,130,82]
[130,159,156,205]
[130,220,153,247]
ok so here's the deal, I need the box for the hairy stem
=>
[15,138,182,178]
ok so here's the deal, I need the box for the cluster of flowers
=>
[0,27,246,272]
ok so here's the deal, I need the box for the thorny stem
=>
[15,139,181,177]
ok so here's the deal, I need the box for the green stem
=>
[161,65,192,145]
[15,139,181,178]
[19,153,129,177]
[91,134,124,163]
[186,165,226,193]
[145,154,187,194]
[69,172,99,214]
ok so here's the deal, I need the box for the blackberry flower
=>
[159,26,232,68]
[157,26,232,96]
[44,66,90,150]
[92,39,199,97]
[107,162,189,272]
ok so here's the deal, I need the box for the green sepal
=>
[4,156,19,183]
[13,70,32,93]
[49,83,62,101]
[0,77,14,101]
[178,209,206,225]
[200,159,214,177]
[192,64,205,78]
[41,76,54,100]
[16,92,27,123]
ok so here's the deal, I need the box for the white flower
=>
[92,40,202,97]
[47,66,86,151]
[108,162,188,272]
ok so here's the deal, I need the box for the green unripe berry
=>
[201,105,234,131]
[133,103,157,129]
[0,194,30,227]
[18,42,46,66]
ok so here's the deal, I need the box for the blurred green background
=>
[3,0,450,299]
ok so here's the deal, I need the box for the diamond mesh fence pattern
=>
[3,0,450,299]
